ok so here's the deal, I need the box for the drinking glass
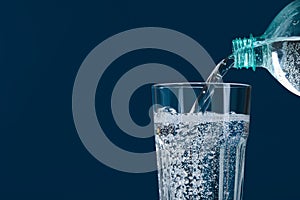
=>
[152,82,251,200]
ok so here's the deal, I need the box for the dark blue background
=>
[2,0,299,199]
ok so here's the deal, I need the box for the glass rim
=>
[152,82,251,89]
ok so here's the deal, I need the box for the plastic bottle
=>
[232,0,300,96]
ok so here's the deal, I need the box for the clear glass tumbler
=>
[152,83,251,200]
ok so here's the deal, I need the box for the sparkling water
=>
[267,37,300,95]
[154,108,250,200]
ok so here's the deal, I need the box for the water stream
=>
[189,57,234,113]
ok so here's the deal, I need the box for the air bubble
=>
[155,112,249,199]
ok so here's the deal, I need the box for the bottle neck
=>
[232,35,267,71]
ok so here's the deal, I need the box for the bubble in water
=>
[280,40,300,92]
[293,20,299,26]
[157,106,177,115]
[154,112,249,200]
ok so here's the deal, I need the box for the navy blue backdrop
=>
[2,0,299,199]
